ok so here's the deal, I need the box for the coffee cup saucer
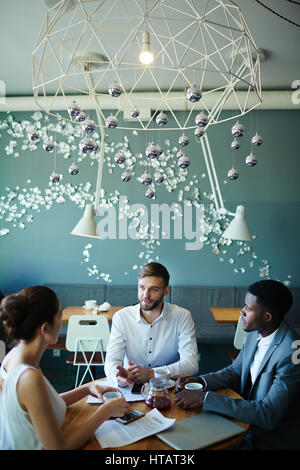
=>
[166,379,175,389]
[82,304,99,310]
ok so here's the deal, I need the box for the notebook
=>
[156,412,245,450]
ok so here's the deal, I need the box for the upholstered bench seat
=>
[44,283,300,345]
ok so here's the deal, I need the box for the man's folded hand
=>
[174,388,206,409]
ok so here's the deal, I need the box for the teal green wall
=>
[1,109,299,294]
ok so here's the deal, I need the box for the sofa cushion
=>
[106,285,139,307]
[235,287,248,310]
[171,286,236,343]
[44,283,106,309]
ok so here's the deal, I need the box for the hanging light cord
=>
[254,0,300,27]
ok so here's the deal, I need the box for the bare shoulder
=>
[18,366,44,388]
[17,367,48,411]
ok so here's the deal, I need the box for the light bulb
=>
[139,50,154,65]
[139,31,153,65]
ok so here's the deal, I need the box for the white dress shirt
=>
[104,302,199,382]
[250,328,279,384]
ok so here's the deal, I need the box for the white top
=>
[104,302,199,383]
[0,363,66,450]
[250,328,279,384]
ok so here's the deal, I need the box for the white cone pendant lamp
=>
[222,205,252,241]
[71,204,100,238]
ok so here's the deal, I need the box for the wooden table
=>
[210,307,241,324]
[62,385,249,451]
[62,306,124,323]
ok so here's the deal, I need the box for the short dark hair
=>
[248,280,293,319]
[0,286,59,341]
[138,262,170,287]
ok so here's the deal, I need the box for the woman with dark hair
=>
[0,286,128,450]
[0,290,9,351]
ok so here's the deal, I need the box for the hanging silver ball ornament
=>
[231,138,240,150]
[108,81,122,97]
[114,150,126,164]
[178,154,190,169]
[251,133,263,146]
[67,101,81,117]
[82,117,96,134]
[245,152,257,167]
[227,167,239,180]
[93,141,99,152]
[231,121,245,138]
[130,108,140,118]
[176,150,185,158]
[140,171,152,186]
[179,134,189,146]
[68,163,79,175]
[156,111,168,126]
[50,171,61,183]
[79,137,95,154]
[186,84,202,103]
[75,111,86,122]
[195,111,209,127]
[121,171,131,182]
[145,187,155,199]
[28,128,39,141]
[146,142,160,159]
[43,139,54,152]
[105,114,118,128]
[157,144,163,156]
[194,127,205,138]
[154,172,164,184]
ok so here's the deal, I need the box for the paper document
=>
[95,408,175,448]
[87,380,144,403]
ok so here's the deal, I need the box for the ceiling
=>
[1,0,300,99]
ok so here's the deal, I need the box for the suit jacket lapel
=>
[241,334,259,392]
[251,321,288,390]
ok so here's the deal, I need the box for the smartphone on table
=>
[116,410,145,425]
[131,382,143,394]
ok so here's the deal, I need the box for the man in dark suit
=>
[174,280,300,450]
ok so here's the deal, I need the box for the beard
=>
[140,293,164,311]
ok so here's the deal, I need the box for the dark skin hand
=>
[174,376,207,409]
[174,388,207,409]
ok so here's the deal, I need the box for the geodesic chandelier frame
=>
[32,0,262,131]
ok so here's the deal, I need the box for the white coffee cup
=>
[85,299,97,309]
[99,301,111,311]
[184,382,203,391]
[103,391,122,402]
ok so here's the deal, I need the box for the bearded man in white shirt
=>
[104,262,199,386]
[174,280,300,450]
